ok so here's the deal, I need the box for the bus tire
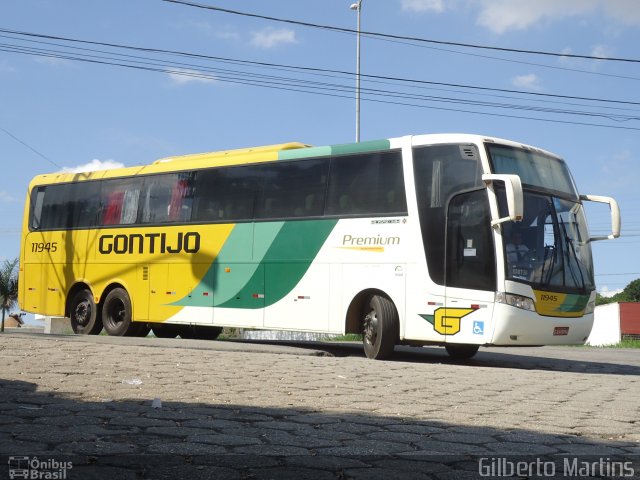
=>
[102,288,136,336]
[445,344,479,360]
[178,325,223,340]
[127,322,151,337]
[362,294,398,360]
[69,289,102,335]
[152,324,180,338]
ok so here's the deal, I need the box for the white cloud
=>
[591,44,612,59]
[34,56,73,67]
[475,0,640,33]
[511,73,543,91]
[400,0,640,31]
[215,31,241,41]
[250,28,297,49]
[558,45,612,71]
[187,20,240,41]
[168,69,216,85]
[599,286,623,298]
[401,0,445,13]
[0,61,16,74]
[603,0,640,25]
[62,159,124,173]
[0,191,15,202]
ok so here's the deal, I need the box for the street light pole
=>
[350,1,362,142]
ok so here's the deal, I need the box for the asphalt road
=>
[0,331,639,479]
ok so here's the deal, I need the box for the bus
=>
[18,134,620,359]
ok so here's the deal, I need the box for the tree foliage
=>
[0,258,19,332]
[596,278,640,306]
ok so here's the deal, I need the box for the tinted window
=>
[488,144,577,198]
[34,182,100,230]
[413,144,483,285]
[326,150,406,216]
[141,172,195,224]
[446,189,496,291]
[192,166,259,222]
[100,178,140,226]
[255,159,329,219]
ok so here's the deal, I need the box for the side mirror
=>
[580,194,621,241]
[482,174,524,227]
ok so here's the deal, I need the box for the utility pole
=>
[350,1,363,142]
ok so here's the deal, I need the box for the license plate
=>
[553,326,569,336]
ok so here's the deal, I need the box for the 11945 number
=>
[31,242,58,253]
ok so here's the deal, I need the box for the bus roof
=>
[26,133,561,190]
[153,142,309,165]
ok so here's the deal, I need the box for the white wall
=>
[587,303,621,346]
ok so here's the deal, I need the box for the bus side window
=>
[326,150,406,216]
[168,173,195,222]
[99,179,140,226]
[102,191,124,225]
[142,181,171,224]
[30,187,46,230]
[254,159,328,220]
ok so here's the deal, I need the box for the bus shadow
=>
[0,377,637,479]
[228,339,640,376]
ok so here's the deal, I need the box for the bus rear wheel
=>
[102,288,138,336]
[362,294,398,360]
[445,344,479,360]
[69,289,102,335]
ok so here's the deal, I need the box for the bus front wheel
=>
[362,294,398,360]
[179,325,223,340]
[69,289,102,335]
[152,324,180,338]
[445,344,479,360]
[102,288,137,336]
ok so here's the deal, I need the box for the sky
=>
[1,0,639,306]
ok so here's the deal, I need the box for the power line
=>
[596,273,640,276]
[2,28,639,108]
[5,39,639,123]
[4,40,640,132]
[161,0,640,64]
[0,126,61,169]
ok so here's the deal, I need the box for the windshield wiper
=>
[557,215,586,289]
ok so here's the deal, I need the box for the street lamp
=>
[350,1,362,142]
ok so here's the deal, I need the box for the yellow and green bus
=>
[18,134,620,359]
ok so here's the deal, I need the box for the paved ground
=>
[0,331,639,479]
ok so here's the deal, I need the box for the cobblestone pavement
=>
[0,332,639,479]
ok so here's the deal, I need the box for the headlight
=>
[496,292,536,312]
[584,300,595,314]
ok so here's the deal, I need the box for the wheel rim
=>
[74,300,91,327]
[106,298,126,327]
[363,310,378,346]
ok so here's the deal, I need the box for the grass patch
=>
[322,334,363,342]
[609,339,640,348]
[580,338,640,348]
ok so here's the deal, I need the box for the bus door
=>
[443,189,496,343]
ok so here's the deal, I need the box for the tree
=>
[0,258,19,333]
[596,278,640,306]
[622,279,640,303]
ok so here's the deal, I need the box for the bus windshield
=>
[487,144,578,199]
[501,192,595,293]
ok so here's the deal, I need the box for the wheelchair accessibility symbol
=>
[473,321,484,335]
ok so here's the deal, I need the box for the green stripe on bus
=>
[216,219,338,309]
[331,139,391,156]
[557,294,590,313]
[172,219,337,309]
[277,139,391,161]
[278,146,331,160]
